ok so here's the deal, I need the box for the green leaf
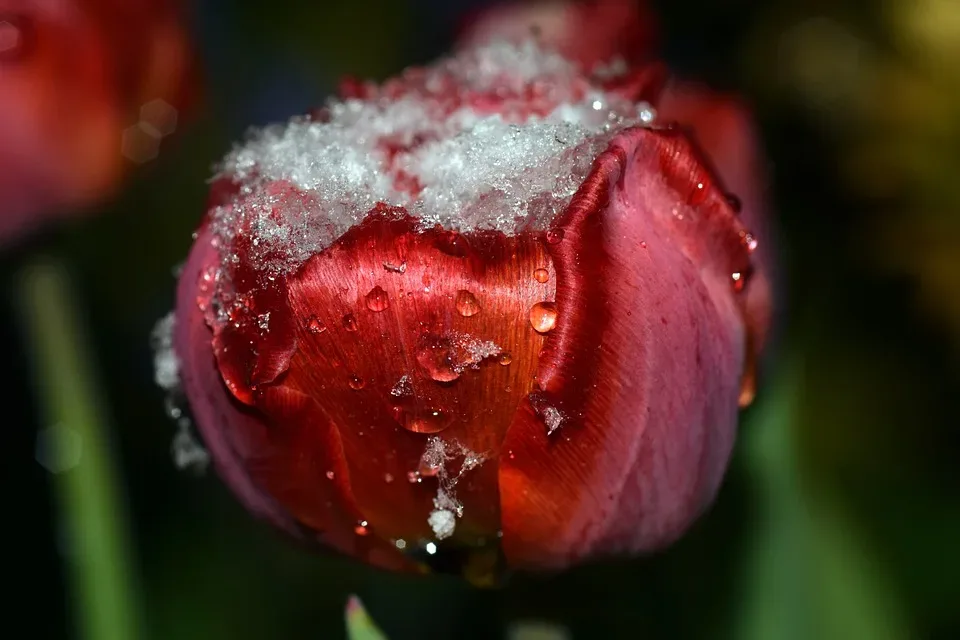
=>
[345,595,388,640]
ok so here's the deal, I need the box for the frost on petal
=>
[206,42,658,289]
[417,437,486,542]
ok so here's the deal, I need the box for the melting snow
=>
[210,40,656,277]
[419,437,486,540]
[151,312,180,390]
[151,314,211,473]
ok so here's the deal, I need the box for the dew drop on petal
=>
[545,229,565,245]
[533,268,549,283]
[418,456,442,477]
[342,313,359,332]
[732,272,744,292]
[455,290,481,317]
[401,407,452,434]
[529,301,558,333]
[354,520,370,536]
[416,341,460,382]
[348,375,366,390]
[407,470,422,483]
[305,315,326,334]
[326,470,335,480]
[365,286,389,312]
[498,353,513,366]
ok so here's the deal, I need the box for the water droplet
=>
[455,290,481,317]
[533,268,549,283]
[365,286,389,312]
[640,241,647,249]
[401,407,452,434]
[384,473,394,483]
[354,520,370,536]
[545,229,565,244]
[407,470,422,483]
[419,456,442,477]
[529,301,558,333]
[342,313,358,332]
[326,470,335,480]
[498,353,513,366]
[348,375,366,390]
[741,231,758,252]
[304,315,326,334]
[0,15,31,63]
[416,339,460,382]
[732,272,745,292]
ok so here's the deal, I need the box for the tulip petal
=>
[175,227,300,532]
[499,126,752,569]
[277,214,553,545]
[457,0,658,70]
[176,226,412,571]
[658,82,775,402]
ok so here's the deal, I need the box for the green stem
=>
[17,258,141,640]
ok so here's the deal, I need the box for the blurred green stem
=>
[17,258,140,640]
[737,355,911,640]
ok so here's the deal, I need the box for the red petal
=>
[176,225,413,571]
[658,81,774,403]
[457,0,658,70]
[499,126,752,569]
[276,214,554,546]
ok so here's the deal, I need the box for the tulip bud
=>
[161,40,766,576]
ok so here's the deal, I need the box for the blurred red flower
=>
[0,0,193,245]
[165,0,771,576]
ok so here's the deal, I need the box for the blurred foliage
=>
[4,0,959,638]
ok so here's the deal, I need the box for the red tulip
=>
[458,0,775,402]
[168,39,767,575]
[0,0,192,244]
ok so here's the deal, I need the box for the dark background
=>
[5,0,959,638]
